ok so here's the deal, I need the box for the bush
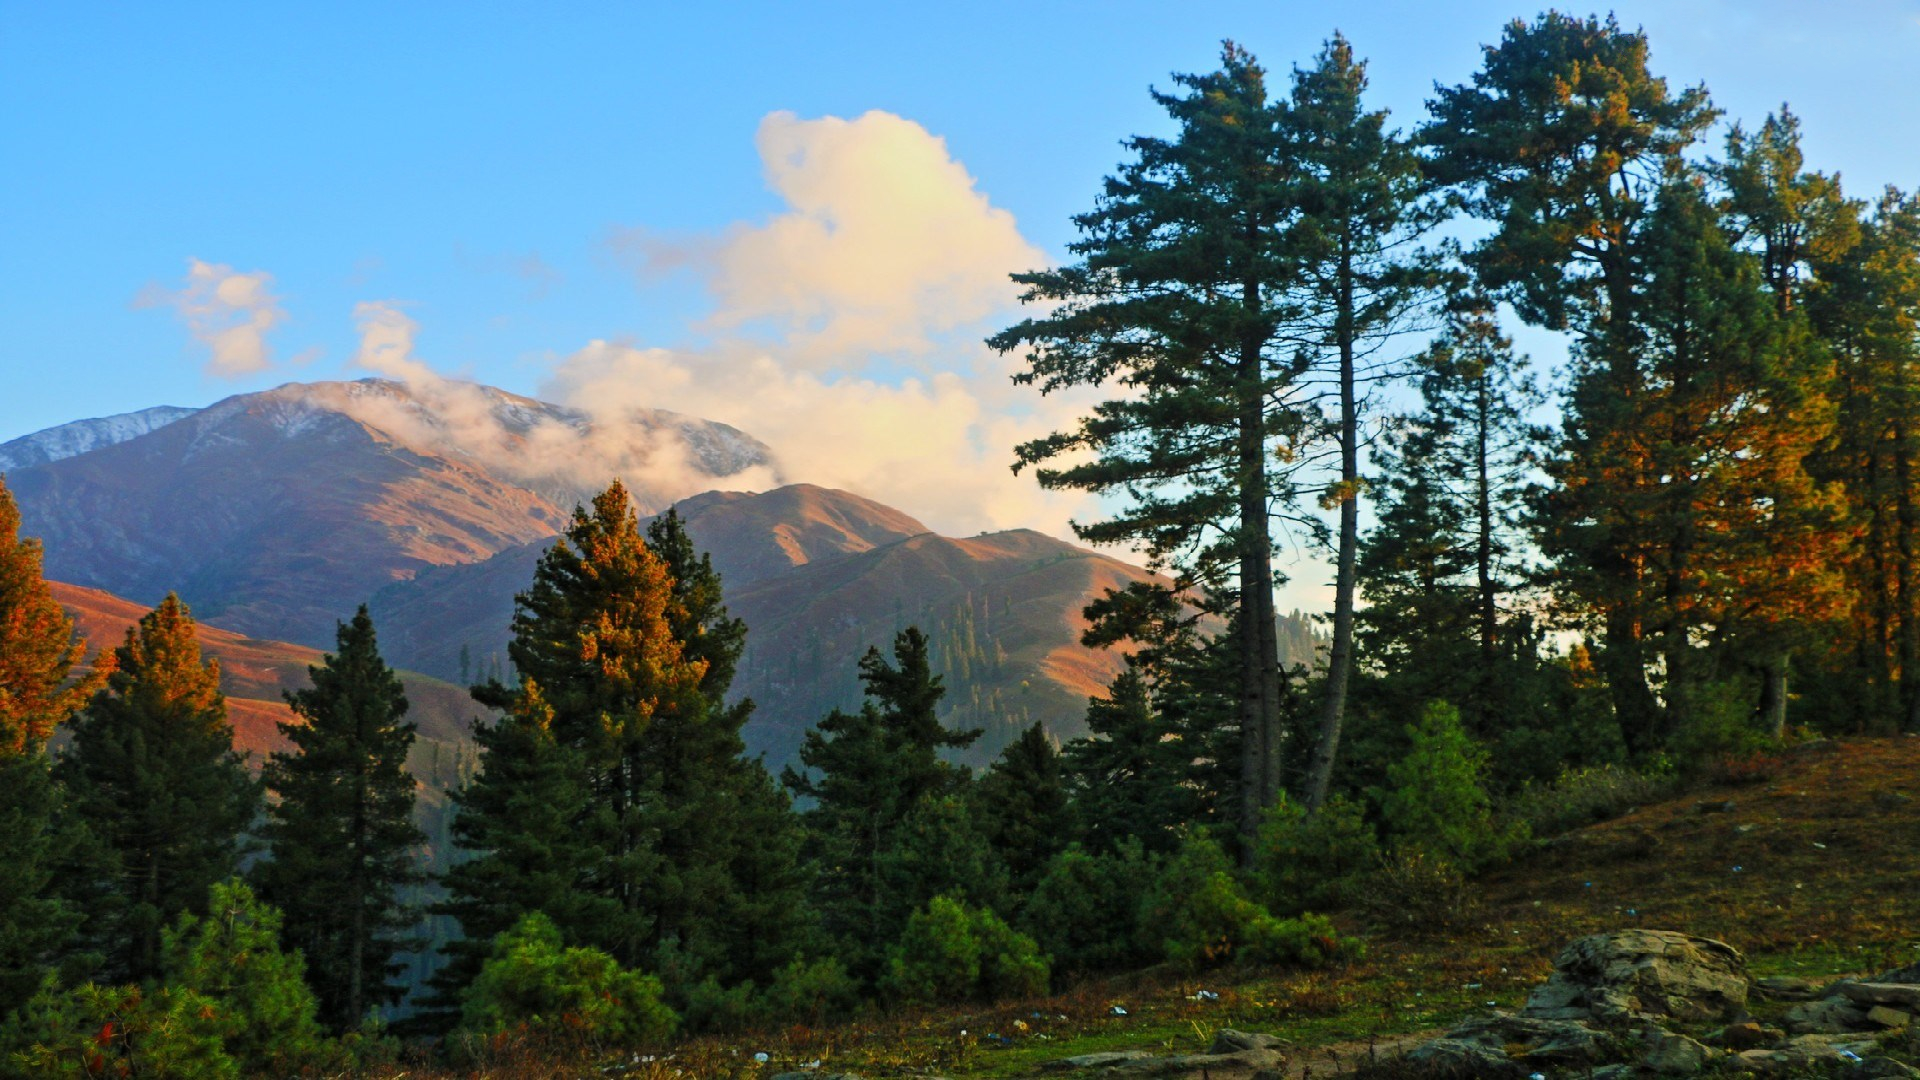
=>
[761,955,861,1026]
[1251,794,1380,916]
[460,913,677,1049]
[1360,848,1478,933]
[1,980,234,1080]
[680,976,759,1035]
[1138,832,1360,970]
[885,896,1050,1006]
[1375,701,1521,868]
[161,878,326,1074]
[1021,842,1157,977]
[1507,762,1681,837]
[1669,679,1774,769]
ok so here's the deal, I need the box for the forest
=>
[3,11,1919,1077]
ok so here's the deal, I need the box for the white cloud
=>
[693,110,1044,367]
[139,259,287,377]
[546,110,1101,540]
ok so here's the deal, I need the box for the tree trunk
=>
[1474,373,1497,734]
[1235,336,1277,854]
[1759,653,1790,739]
[1305,238,1358,811]
[1896,407,1920,732]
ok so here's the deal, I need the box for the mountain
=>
[369,484,1158,765]
[48,580,481,794]
[0,405,198,471]
[8,379,772,648]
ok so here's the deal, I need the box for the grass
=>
[397,736,1920,1079]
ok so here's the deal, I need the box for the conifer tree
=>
[256,606,423,1030]
[783,627,978,969]
[990,44,1307,848]
[1426,12,1717,752]
[971,723,1067,900]
[0,477,98,1016]
[58,594,259,984]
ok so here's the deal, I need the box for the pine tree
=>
[1284,35,1442,812]
[256,606,423,1031]
[1425,12,1717,751]
[971,723,1068,900]
[783,627,978,971]
[58,594,260,984]
[0,477,97,1016]
[989,44,1307,849]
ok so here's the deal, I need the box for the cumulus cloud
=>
[139,259,287,376]
[546,110,1097,539]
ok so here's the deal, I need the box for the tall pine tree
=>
[58,594,259,984]
[256,606,423,1030]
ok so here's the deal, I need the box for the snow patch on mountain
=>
[0,406,200,472]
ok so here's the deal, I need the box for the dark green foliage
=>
[1250,795,1379,917]
[1374,702,1517,869]
[440,482,808,1013]
[759,955,861,1027]
[882,896,1048,1006]
[161,878,326,1075]
[784,627,979,972]
[459,913,677,1050]
[876,795,1008,932]
[1063,669,1201,857]
[973,723,1068,899]
[1137,832,1358,970]
[57,595,260,985]
[1020,843,1158,979]
[0,755,78,1020]
[256,606,423,1031]
[1,981,234,1080]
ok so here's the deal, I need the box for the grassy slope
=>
[619,737,1920,1080]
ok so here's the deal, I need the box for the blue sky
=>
[3,1,1917,568]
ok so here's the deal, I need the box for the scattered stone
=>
[1784,995,1873,1034]
[1708,1021,1783,1050]
[1840,983,1920,1009]
[1636,1028,1716,1075]
[1755,976,1821,1001]
[1723,1033,1882,1075]
[1041,1052,1154,1070]
[1207,1030,1287,1055]
[1522,929,1749,1023]
[1868,1005,1915,1029]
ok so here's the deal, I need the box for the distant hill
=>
[370,484,1163,766]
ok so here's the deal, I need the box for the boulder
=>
[1041,1052,1154,1071]
[1207,1030,1287,1055]
[1754,975,1822,1001]
[1840,983,1920,1010]
[1708,1021,1783,1050]
[1785,995,1874,1035]
[1402,1036,1522,1077]
[1522,930,1749,1023]
[1636,1029,1716,1075]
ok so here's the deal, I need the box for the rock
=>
[1636,1029,1716,1075]
[1521,929,1749,1023]
[1041,1052,1154,1070]
[1839,982,1920,1009]
[1875,963,1920,984]
[1441,1014,1610,1066]
[1867,1005,1914,1029]
[1207,1029,1287,1055]
[1708,1021,1781,1050]
[1754,975,1821,1001]
[1114,1050,1282,1076]
[1852,1058,1920,1079]
[1784,995,1873,1034]
[1722,1033,1883,1075]
[1402,1036,1522,1077]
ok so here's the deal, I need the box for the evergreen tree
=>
[0,477,97,1016]
[972,723,1068,900]
[256,606,423,1030]
[783,627,978,972]
[1356,303,1542,737]
[1426,11,1717,752]
[161,878,325,1075]
[441,482,806,1007]
[429,680,597,1021]
[58,594,259,984]
[1064,669,1197,856]
[1283,35,1443,812]
[989,44,1308,848]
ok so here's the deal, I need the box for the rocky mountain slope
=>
[0,405,199,471]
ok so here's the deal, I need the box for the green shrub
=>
[1021,842,1157,977]
[1669,679,1774,772]
[460,913,677,1049]
[1360,848,1478,933]
[1138,832,1360,970]
[1507,762,1681,837]
[884,896,1050,1005]
[761,955,861,1026]
[680,976,759,1034]
[1251,794,1380,916]
[1,980,235,1080]
[161,878,326,1074]
[1375,701,1521,868]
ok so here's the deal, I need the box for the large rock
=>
[1522,930,1749,1023]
